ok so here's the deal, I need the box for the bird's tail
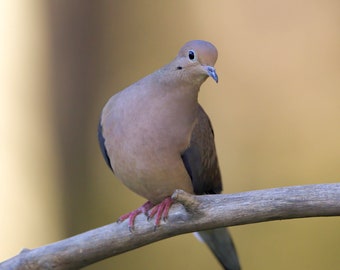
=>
[195,228,241,270]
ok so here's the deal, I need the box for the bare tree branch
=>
[1,183,340,270]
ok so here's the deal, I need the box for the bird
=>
[98,40,241,270]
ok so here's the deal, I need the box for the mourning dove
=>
[98,40,241,270]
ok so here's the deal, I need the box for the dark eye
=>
[188,50,195,60]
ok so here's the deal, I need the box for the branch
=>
[1,183,340,270]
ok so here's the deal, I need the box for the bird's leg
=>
[118,201,154,231]
[148,197,174,228]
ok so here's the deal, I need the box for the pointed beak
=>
[205,66,218,83]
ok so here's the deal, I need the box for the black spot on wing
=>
[98,118,113,172]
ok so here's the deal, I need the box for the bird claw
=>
[148,197,173,228]
[118,197,174,231]
[118,201,154,231]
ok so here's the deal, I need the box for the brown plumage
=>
[182,105,222,195]
[98,40,240,270]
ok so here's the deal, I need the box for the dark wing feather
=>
[181,105,222,195]
[98,117,113,172]
[183,106,241,270]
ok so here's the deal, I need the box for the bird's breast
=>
[103,91,196,203]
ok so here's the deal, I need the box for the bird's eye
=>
[188,50,195,61]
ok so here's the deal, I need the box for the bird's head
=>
[174,40,218,84]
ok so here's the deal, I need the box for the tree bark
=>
[1,183,340,270]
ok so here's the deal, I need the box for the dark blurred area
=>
[1,1,339,269]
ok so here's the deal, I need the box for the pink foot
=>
[118,201,154,231]
[148,197,174,228]
[118,197,174,231]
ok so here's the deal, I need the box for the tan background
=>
[1,1,339,269]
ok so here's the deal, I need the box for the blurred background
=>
[1,1,339,269]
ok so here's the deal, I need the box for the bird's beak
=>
[205,66,218,83]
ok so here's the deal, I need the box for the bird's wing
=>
[181,104,222,195]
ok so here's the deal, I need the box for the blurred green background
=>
[1,1,339,269]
